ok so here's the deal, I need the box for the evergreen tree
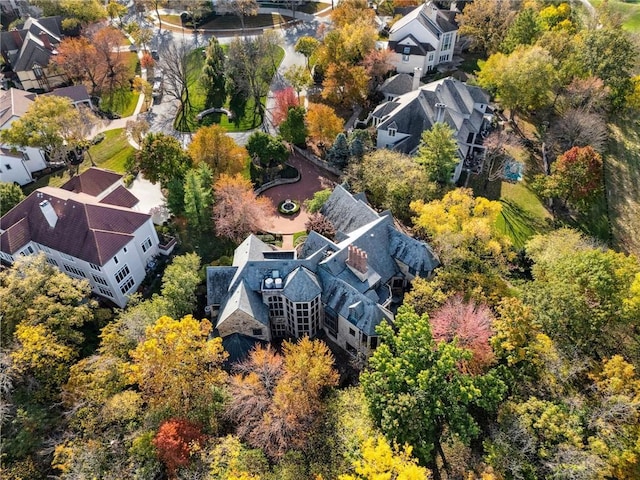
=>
[183,164,213,232]
[201,36,227,108]
[279,106,308,146]
[327,133,351,169]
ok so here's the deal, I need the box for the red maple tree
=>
[430,296,495,374]
[273,87,299,126]
[153,418,203,478]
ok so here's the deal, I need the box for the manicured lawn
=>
[99,52,141,117]
[604,111,640,257]
[23,129,135,194]
[496,182,551,250]
[160,13,292,30]
[590,0,640,31]
[176,46,285,133]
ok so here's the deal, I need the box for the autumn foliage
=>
[552,145,603,204]
[306,103,344,147]
[213,174,274,243]
[430,296,495,374]
[153,418,203,478]
[273,87,299,126]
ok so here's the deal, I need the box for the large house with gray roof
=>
[371,76,493,182]
[0,17,65,92]
[0,168,163,308]
[388,2,458,74]
[207,185,439,358]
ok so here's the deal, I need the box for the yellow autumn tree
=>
[339,435,430,480]
[128,315,228,426]
[187,124,247,179]
[306,103,344,147]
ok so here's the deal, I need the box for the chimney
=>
[39,32,52,50]
[11,30,23,49]
[39,200,58,228]
[435,102,446,123]
[412,67,422,91]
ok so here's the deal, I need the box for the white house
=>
[388,2,458,74]
[371,76,492,182]
[0,88,48,185]
[0,168,162,308]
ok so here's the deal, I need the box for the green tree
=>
[579,27,636,107]
[0,254,95,348]
[295,36,320,69]
[326,133,351,169]
[477,45,558,120]
[0,96,92,164]
[183,165,214,232]
[246,132,288,168]
[283,64,313,100]
[417,123,459,185]
[303,188,332,213]
[128,315,228,426]
[361,305,506,478]
[135,133,192,187]
[106,1,127,25]
[160,253,202,320]
[0,182,25,216]
[524,229,640,361]
[348,149,435,223]
[500,8,541,54]
[201,36,227,108]
[279,106,308,146]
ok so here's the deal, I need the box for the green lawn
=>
[24,129,135,194]
[99,52,141,117]
[176,46,285,133]
[160,13,292,30]
[590,0,640,31]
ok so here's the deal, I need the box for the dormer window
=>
[388,128,396,137]
[402,46,410,62]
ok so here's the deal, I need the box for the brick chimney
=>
[39,32,52,50]
[347,245,368,275]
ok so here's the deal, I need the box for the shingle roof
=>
[0,88,35,128]
[217,281,269,328]
[100,186,140,209]
[282,266,322,302]
[388,227,439,275]
[379,73,418,97]
[320,184,380,236]
[0,187,150,265]
[232,234,279,266]
[206,266,238,306]
[44,85,91,104]
[61,168,123,197]
[222,333,267,365]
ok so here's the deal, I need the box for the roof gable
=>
[282,266,322,302]
[61,168,123,197]
[320,184,380,236]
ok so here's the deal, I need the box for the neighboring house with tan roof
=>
[0,16,65,92]
[206,185,439,360]
[388,2,458,74]
[0,87,47,185]
[370,76,493,182]
[0,168,161,308]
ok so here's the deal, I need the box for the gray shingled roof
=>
[232,234,279,267]
[282,266,322,302]
[379,73,418,97]
[217,281,269,328]
[388,227,439,275]
[44,85,91,104]
[222,333,267,365]
[321,184,379,235]
[206,266,238,306]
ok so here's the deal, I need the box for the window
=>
[98,286,113,298]
[92,275,108,286]
[64,264,86,278]
[428,53,434,62]
[439,54,450,63]
[141,237,153,253]
[252,328,263,337]
[441,32,453,51]
[46,257,58,267]
[115,265,131,284]
[40,245,51,254]
[120,277,135,295]
[370,336,378,350]
[113,255,119,264]
[349,328,356,337]
[324,309,338,337]
[467,132,475,144]
[123,247,127,253]
[402,46,410,62]
[346,343,357,355]
[4,164,11,170]
[89,263,101,271]
[23,245,34,255]
[388,128,396,137]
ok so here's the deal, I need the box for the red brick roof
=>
[61,168,122,197]
[0,187,151,265]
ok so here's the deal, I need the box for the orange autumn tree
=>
[187,124,247,179]
[226,338,339,459]
[153,418,204,478]
[51,37,100,93]
[306,103,344,147]
[212,174,274,243]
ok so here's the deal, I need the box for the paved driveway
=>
[261,153,339,234]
